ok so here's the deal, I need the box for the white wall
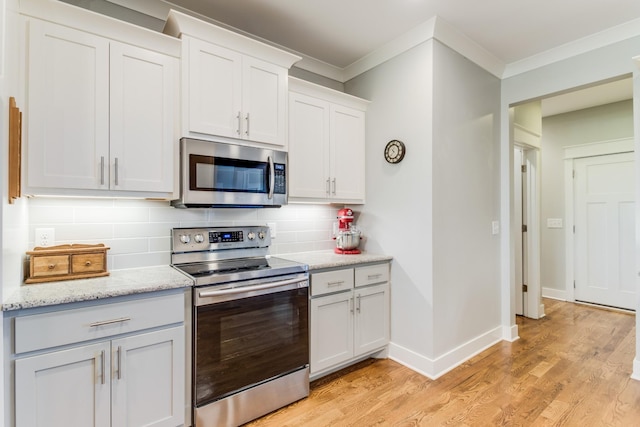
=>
[431,41,501,360]
[346,39,501,377]
[540,100,634,294]
[346,40,436,360]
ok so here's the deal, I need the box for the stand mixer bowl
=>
[336,229,361,250]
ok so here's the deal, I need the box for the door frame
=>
[563,137,635,302]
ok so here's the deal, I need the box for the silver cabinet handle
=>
[327,280,344,286]
[100,156,105,185]
[117,345,123,380]
[326,178,330,195]
[89,317,131,328]
[332,178,336,195]
[368,274,382,280]
[245,112,250,136]
[236,111,242,135]
[114,157,119,186]
[100,350,106,385]
[350,297,354,313]
[356,294,361,312]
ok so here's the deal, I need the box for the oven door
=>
[193,274,309,407]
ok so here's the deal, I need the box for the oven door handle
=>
[198,277,307,298]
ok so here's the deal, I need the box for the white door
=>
[15,342,111,427]
[514,147,525,315]
[27,20,109,190]
[330,104,366,201]
[310,291,354,374]
[354,283,390,356]
[111,327,185,427]
[574,152,635,310]
[110,42,177,193]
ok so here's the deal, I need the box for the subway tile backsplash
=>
[28,198,340,270]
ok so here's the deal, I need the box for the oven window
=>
[190,154,267,193]
[194,288,308,406]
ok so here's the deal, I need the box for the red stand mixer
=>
[334,208,361,254]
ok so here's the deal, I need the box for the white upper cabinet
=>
[164,10,300,149]
[289,77,368,203]
[25,18,179,197]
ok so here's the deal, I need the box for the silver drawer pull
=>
[89,317,131,328]
[327,280,345,286]
[367,274,382,280]
[100,350,106,385]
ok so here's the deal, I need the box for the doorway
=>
[514,145,542,318]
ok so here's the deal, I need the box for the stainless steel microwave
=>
[172,138,287,208]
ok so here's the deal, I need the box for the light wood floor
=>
[246,298,640,426]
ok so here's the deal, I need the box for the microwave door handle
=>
[268,156,275,200]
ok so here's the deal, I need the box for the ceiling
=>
[163,0,640,71]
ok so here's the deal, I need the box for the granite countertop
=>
[2,251,392,312]
[2,266,193,311]
[277,250,392,271]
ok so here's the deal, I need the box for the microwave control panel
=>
[274,164,286,194]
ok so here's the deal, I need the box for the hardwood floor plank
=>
[245,299,640,426]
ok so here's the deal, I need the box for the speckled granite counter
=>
[277,250,392,271]
[2,266,193,311]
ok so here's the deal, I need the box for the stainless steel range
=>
[171,226,309,427]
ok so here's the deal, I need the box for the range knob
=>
[247,231,256,240]
[194,234,205,243]
[258,231,266,240]
[179,234,191,244]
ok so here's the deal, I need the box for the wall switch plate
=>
[491,221,500,235]
[35,228,55,247]
[547,218,563,229]
[267,222,277,238]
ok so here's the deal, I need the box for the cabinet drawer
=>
[311,268,353,296]
[15,292,184,354]
[31,255,70,278]
[355,263,389,287]
[71,252,106,274]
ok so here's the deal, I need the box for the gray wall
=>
[346,39,501,375]
[540,100,634,293]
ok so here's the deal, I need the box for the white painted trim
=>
[503,324,520,342]
[564,158,576,303]
[503,17,640,78]
[388,326,503,380]
[632,358,640,381]
[542,287,567,301]
[564,137,634,159]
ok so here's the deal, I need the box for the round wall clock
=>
[384,140,406,164]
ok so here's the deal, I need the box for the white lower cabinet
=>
[309,263,390,378]
[13,292,186,427]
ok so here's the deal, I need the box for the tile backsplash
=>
[28,198,342,270]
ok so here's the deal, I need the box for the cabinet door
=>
[15,342,111,427]
[110,42,177,193]
[111,326,185,427]
[310,291,354,374]
[354,283,390,356]
[330,104,366,201]
[288,92,331,199]
[27,20,110,190]
[243,56,288,146]
[186,37,242,139]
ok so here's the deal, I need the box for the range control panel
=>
[172,226,271,253]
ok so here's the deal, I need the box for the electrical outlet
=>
[491,221,500,235]
[267,222,277,238]
[35,228,55,247]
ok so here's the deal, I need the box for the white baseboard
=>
[503,324,519,342]
[632,358,640,381]
[388,326,503,380]
[542,287,567,300]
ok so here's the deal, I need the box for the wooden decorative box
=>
[26,244,110,284]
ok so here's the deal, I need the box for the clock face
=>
[384,140,405,164]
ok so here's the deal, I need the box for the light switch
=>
[547,218,563,229]
[492,221,500,235]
